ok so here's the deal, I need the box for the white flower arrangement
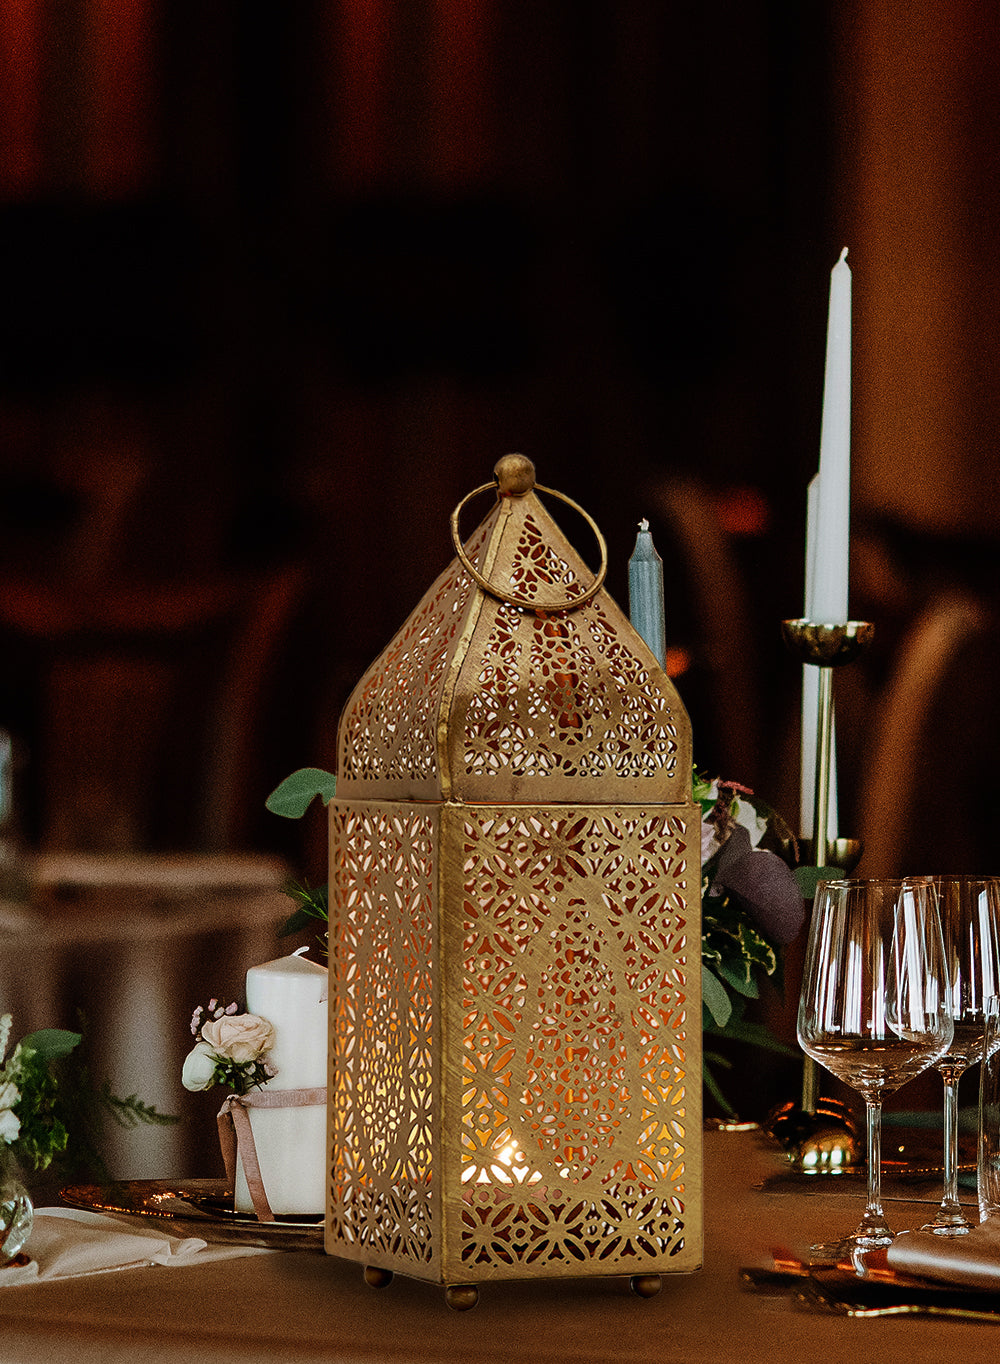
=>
[1,1013,173,1176]
[182,1000,277,1097]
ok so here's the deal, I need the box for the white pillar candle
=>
[235,947,328,1216]
[800,476,838,841]
[812,248,852,624]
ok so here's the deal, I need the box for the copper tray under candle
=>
[60,1179,324,1251]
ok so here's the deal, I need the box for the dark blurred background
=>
[1,1,999,1121]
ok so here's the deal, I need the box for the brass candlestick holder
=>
[767,618,874,1174]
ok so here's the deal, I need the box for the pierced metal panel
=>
[326,803,440,1275]
[442,803,701,1280]
[336,518,491,800]
[337,490,691,807]
[454,593,682,797]
[504,500,590,611]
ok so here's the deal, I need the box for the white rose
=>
[201,1013,275,1064]
[0,1080,19,1112]
[701,782,768,862]
[181,1040,219,1092]
[0,1106,20,1144]
[734,797,768,849]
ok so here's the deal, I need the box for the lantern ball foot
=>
[363,1266,394,1289]
[445,1284,480,1311]
[629,1274,662,1299]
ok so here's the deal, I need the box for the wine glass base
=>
[808,1228,894,1263]
[807,1239,855,1264]
[921,1219,973,1237]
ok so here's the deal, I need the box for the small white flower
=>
[181,1040,219,1092]
[0,1013,10,1064]
[733,797,768,849]
[0,1079,20,1145]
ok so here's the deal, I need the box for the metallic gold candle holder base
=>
[780,618,875,667]
[764,1097,862,1175]
[779,836,863,875]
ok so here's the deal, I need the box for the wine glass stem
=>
[863,1098,887,1233]
[940,1074,962,1216]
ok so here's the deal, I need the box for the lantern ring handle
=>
[450,481,608,612]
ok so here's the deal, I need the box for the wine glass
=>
[922,875,1000,1235]
[797,877,954,1253]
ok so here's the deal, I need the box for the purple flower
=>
[710,824,805,945]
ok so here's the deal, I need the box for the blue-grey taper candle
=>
[628,518,666,669]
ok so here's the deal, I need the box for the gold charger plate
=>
[743,1256,1000,1323]
[767,1125,976,1183]
[60,1179,324,1251]
[799,1264,1000,1322]
[878,1123,976,1180]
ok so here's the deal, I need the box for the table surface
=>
[0,1127,994,1364]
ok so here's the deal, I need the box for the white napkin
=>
[0,1206,275,1286]
[885,1221,1000,1291]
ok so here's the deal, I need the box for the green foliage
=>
[702,885,777,1001]
[5,1039,72,1172]
[697,767,808,1113]
[793,864,842,899]
[265,769,337,819]
[277,879,329,951]
[701,965,732,1029]
[203,1055,272,1099]
[97,1084,179,1131]
[19,1029,81,1062]
[2,1022,176,1182]
[701,1048,734,1114]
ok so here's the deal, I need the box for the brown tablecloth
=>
[0,1128,988,1363]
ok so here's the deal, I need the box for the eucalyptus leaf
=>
[265,768,337,819]
[701,964,732,1028]
[278,906,322,938]
[793,864,840,899]
[717,960,760,999]
[716,1020,798,1056]
[702,1062,736,1116]
[19,1029,81,1060]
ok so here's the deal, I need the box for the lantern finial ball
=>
[494,454,535,497]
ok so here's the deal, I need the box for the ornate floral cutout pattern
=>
[327,800,696,1279]
[337,500,683,802]
[327,804,438,1270]
[459,598,679,785]
[338,519,491,792]
[454,805,693,1271]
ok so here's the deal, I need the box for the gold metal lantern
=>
[325,455,702,1308]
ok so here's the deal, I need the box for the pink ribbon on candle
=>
[217,1087,327,1223]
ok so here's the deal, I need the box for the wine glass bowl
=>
[797,877,954,1253]
[923,875,1000,1236]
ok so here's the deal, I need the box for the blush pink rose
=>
[201,1012,275,1063]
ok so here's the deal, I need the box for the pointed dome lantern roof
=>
[336,455,692,806]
